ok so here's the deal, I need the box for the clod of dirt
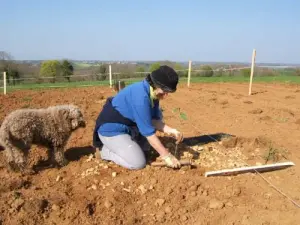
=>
[190,191,197,197]
[112,172,117,177]
[219,100,229,105]
[209,199,224,209]
[164,206,172,214]
[155,211,166,223]
[226,201,234,207]
[104,200,113,209]
[52,204,60,211]
[11,198,25,211]
[86,154,94,162]
[202,190,208,196]
[155,199,165,207]
[285,95,295,99]
[180,215,188,221]
[249,108,263,114]
[150,178,158,185]
[232,187,242,196]
[189,185,199,192]
[138,185,147,195]
[243,100,253,104]
[23,199,49,214]
[165,187,173,195]
[187,181,194,187]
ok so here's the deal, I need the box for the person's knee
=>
[127,158,146,170]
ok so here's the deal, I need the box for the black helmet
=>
[149,65,179,93]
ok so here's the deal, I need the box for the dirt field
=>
[0,82,300,225]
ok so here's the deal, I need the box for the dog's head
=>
[58,105,86,130]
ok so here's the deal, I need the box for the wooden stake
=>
[249,49,256,95]
[187,60,192,88]
[151,159,192,167]
[205,161,295,177]
[109,65,112,88]
[3,71,6,95]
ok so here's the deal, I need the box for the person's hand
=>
[170,129,184,144]
[162,153,181,168]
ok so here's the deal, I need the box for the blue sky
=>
[1,0,299,63]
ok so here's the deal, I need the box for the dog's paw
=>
[21,168,36,176]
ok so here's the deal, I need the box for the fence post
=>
[249,49,256,95]
[187,60,192,88]
[3,71,7,95]
[109,65,112,88]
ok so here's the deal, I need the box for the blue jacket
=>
[97,79,162,137]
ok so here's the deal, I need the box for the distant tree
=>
[214,68,224,77]
[99,64,107,74]
[61,60,74,82]
[40,60,61,83]
[295,68,300,76]
[0,51,21,85]
[174,63,187,77]
[149,62,161,72]
[97,64,107,81]
[5,67,20,85]
[136,66,146,77]
[199,65,214,77]
[136,66,145,73]
[241,68,251,77]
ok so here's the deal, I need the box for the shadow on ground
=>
[65,145,96,161]
[31,145,96,173]
[183,132,235,146]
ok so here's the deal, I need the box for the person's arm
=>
[152,119,184,143]
[146,134,169,157]
[152,119,175,134]
[130,99,181,168]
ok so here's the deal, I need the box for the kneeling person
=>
[93,65,183,170]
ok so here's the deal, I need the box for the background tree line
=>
[1,51,300,85]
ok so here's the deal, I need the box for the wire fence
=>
[1,64,300,92]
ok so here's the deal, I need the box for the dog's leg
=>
[7,140,34,175]
[47,147,56,166]
[53,146,69,167]
[4,145,19,172]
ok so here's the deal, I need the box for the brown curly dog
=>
[0,105,86,174]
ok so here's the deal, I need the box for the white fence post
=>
[249,49,256,95]
[187,60,192,88]
[3,71,7,95]
[109,65,112,88]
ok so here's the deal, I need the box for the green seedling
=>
[172,107,188,120]
[263,146,288,164]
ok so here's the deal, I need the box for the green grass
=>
[180,75,300,83]
[1,75,300,92]
[2,78,143,91]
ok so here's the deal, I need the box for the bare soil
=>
[0,82,300,225]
